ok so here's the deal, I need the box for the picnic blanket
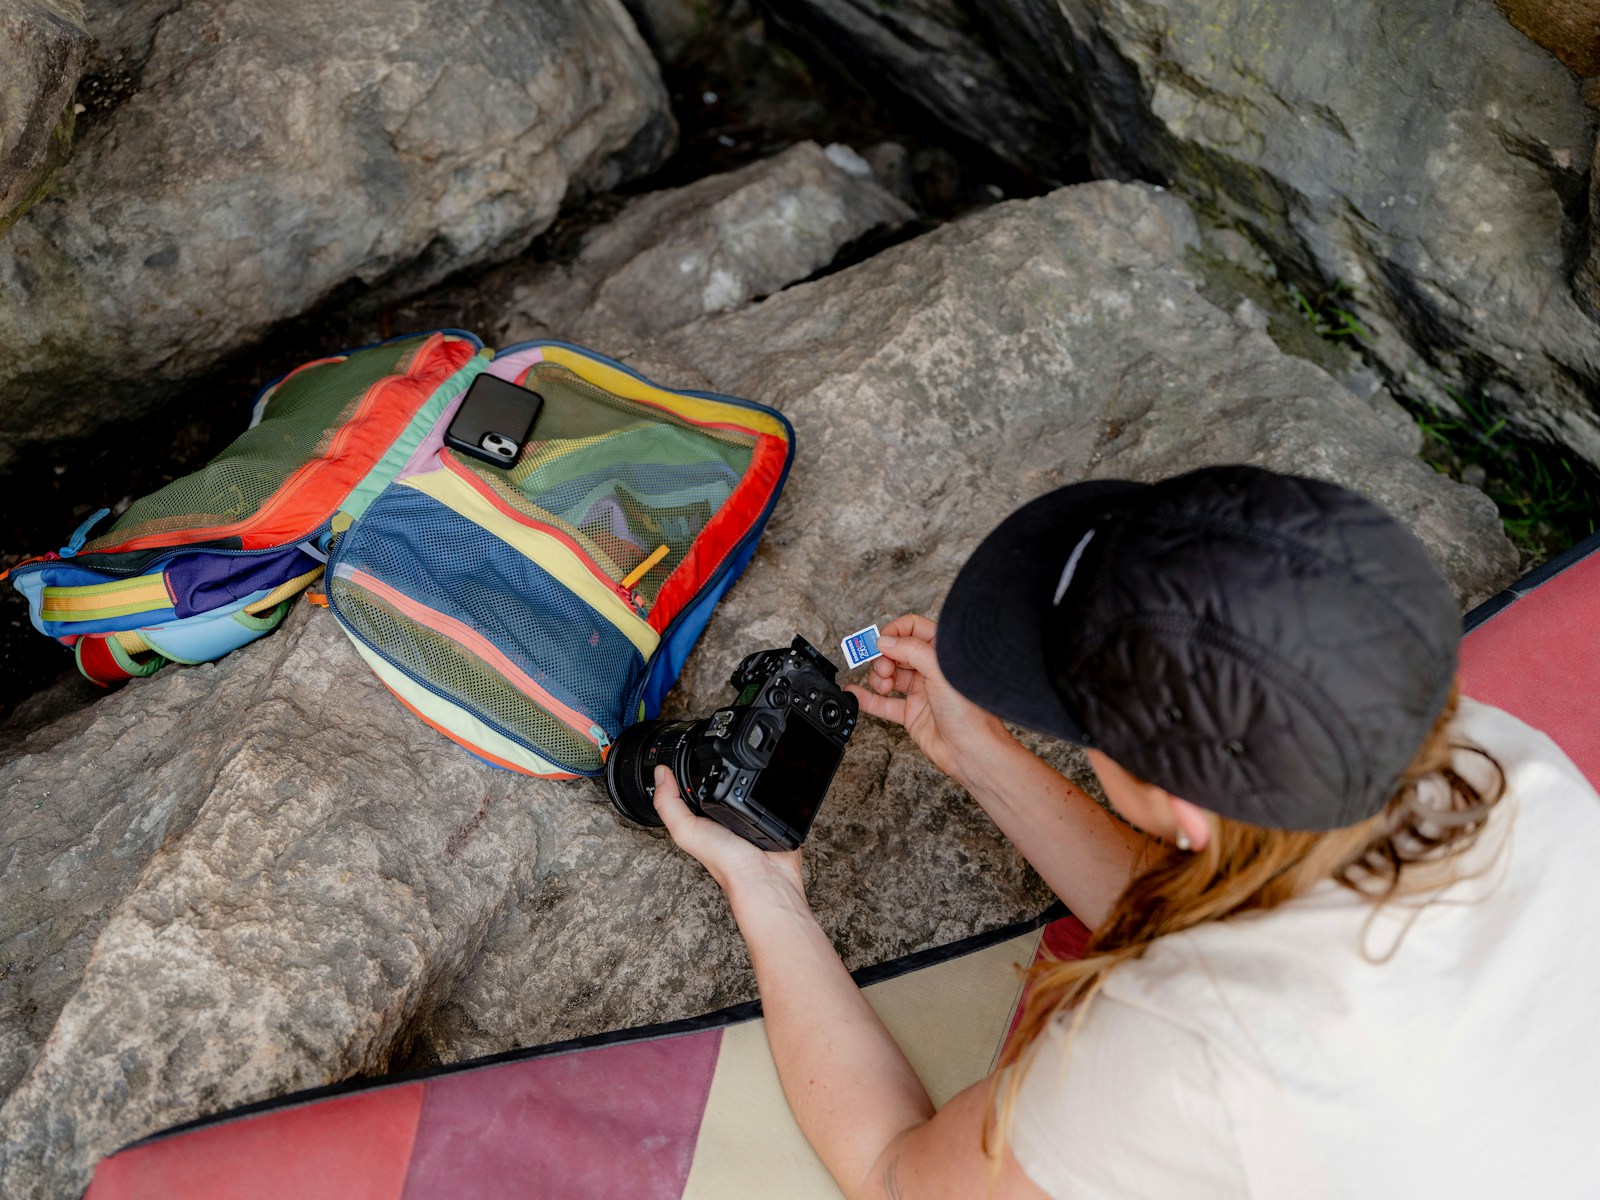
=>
[83,531,1600,1199]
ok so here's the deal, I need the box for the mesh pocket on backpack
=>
[329,485,648,773]
[330,575,605,773]
[452,363,758,610]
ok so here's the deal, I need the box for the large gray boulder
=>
[0,181,1516,1197]
[0,0,91,234]
[497,139,914,345]
[0,0,674,473]
[372,138,915,357]
[762,0,1600,466]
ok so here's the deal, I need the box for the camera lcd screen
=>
[748,715,843,836]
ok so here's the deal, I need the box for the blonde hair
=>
[986,680,1504,1173]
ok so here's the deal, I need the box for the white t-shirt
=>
[1009,699,1600,1199]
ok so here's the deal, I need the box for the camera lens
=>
[819,698,843,728]
[604,719,703,827]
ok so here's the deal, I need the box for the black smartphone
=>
[444,375,544,467]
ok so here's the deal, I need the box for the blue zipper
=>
[11,517,337,583]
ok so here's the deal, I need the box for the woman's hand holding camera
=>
[844,614,1021,793]
[651,765,807,910]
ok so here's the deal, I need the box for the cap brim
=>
[936,479,1147,745]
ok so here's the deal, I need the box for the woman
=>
[651,465,1600,1198]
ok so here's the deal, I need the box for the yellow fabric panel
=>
[683,1020,838,1199]
[41,575,170,621]
[680,928,1044,1200]
[401,468,659,658]
[539,345,790,440]
[112,630,153,654]
[345,638,571,777]
[861,929,1042,1102]
[242,566,324,615]
[43,575,167,599]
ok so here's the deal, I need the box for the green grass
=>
[1414,389,1599,562]
[1289,282,1374,344]
[1290,282,1599,565]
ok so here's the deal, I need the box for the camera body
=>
[604,636,858,850]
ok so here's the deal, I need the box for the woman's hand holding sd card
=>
[844,614,1020,793]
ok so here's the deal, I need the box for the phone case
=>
[444,374,543,466]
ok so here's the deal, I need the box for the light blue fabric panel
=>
[139,591,275,663]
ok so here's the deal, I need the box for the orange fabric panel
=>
[95,335,476,555]
[84,1083,425,1200]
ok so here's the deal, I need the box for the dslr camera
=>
[605,636,858,851]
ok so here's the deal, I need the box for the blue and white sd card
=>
[841,624,882,670]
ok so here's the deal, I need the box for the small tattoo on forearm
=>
[884,1155,906,1200]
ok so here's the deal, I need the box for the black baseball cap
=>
[936,465,1460,831]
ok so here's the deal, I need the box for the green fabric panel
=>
[526,369,755,477]
[42,596,170,622]
[513,425,743,496]
[86,336,426,551]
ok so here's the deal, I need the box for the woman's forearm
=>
[728,877,932,1200]
[952,735,1146,929]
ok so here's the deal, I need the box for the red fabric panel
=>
[399,1031,723,1200]
[649,432,790,633]
[999,915,1092,1053]
[84,1084,425,1200]
[75,636,130,687]
[1037,914,1092,963]
[1461,550,1600,787]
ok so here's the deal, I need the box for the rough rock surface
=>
[766,0,1600,465]
[1584,132,1600,322]
[496,140,914,346]
[0,0,674,472]
[621,0,733,62]
[0,0,91,234]
[1495,0,1600,75]
[759,0,1086,184]
[0,181,1517,1197]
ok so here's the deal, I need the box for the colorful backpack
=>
[6,332,794,778]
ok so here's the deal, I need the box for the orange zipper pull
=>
[620,544,670,591]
